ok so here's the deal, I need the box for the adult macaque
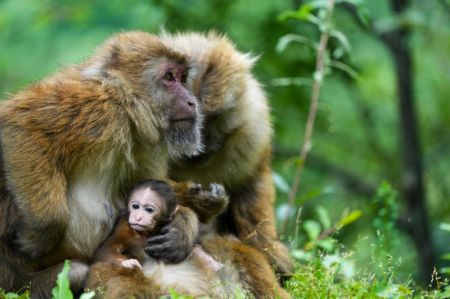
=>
[161,32,293,277]
[0,31,214,298]
[87,182,288,298]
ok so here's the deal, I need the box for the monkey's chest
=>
[61,179,123,258]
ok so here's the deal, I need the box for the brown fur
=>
[162,31,293,276]
[0,31,203,297]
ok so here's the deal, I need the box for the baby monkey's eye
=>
[131,203,140,209]
[145,207,154,213]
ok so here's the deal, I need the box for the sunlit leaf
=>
[337,210,362,228]
[52,260,73,299]
[272,172,290,193]
[278,4,313,22]
[442,253,450,260]
[277,203,295,221]
[330,30,351,53]
[439,223,450,232]
[291,249,314,261]
[316,206,331,229]
[330,61,360,80]
[317,238,335,251]
[304,220,321,241]
[276,34,316,53]
[438,286,450,298]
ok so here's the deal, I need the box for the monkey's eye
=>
[163,71,175,82]
[131,203,140,210]
[145,207,154,213]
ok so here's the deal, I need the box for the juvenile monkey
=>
[91,179,223,272]
[161,32,293,277]
[0,31,221,298]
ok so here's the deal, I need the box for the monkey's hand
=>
[145,206,198,263]
[121,259,142,269]
[176,182,229,224]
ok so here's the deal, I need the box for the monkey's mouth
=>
[130,223,151,232]
[171,117,197,128]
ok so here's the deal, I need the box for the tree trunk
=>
[385,0,435,283]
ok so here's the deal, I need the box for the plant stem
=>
[281,0,337,235]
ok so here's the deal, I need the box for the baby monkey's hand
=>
[121,259,142,269]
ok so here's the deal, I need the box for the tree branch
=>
[281,0,337,235]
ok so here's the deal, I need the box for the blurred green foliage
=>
[0,0,449,288]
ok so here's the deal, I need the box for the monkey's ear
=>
[82,44,121,80]
[119,208,128,219]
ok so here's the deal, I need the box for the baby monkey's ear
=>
[119,208,129,219]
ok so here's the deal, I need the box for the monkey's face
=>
[82,32,204,159]
[128,187,165,232]
[155,62,204,158]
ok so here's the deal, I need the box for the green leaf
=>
[337,210,362,228]
[291,249,314,262]
[438,286,450,299]
[304,220,321,241]
[276,34,316,53]
[317,238,336,251]
[330,61,360,80]
[330,30,351,54]
[278,4,313,22]
[442,253,450,260]
[439,223,450,232]
[52,260,73,299]
[272,172,290,194]
[316,206,331,229]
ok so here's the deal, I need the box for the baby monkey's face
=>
[128,187,165,232]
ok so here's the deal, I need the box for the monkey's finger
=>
[145,244,170,256]
[209,183,226,197]
[147,234,170,245]
[188,183,203,194]
[157,226,171,235]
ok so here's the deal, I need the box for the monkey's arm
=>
[170,181,229,224]
[1,125,68,258]
[145,206,199,263]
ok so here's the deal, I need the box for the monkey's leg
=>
[86,262,163,299]
[202,236,291,299]
[29,261,88,299]
[0,255,29,294]
[170,180,229,223]
[225,165,293,278]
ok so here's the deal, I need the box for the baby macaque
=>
[92,179,222,272]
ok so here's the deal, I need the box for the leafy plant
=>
[51,260,94,299]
